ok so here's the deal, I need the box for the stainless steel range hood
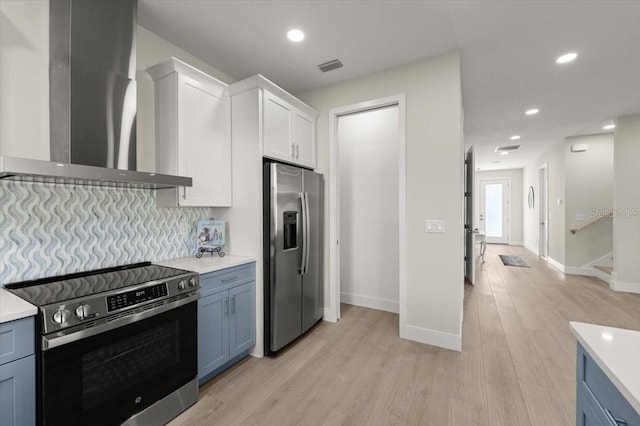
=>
[0,0,191,189]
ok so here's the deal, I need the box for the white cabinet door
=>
[263,91,293,163]
[178,74,231,206]
[293,110,315,169]
[149,58,232,207]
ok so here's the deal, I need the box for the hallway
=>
[171,244,640,425]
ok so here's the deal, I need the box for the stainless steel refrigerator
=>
[263,162,324,355]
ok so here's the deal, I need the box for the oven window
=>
[82,322,179,409]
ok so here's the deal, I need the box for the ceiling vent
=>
[317,59,343,73]
[495,145,521,152]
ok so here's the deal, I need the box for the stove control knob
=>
[177,280,186,290]
[188,278,197,288]
[52,308,71,325]
[75,304,91,320]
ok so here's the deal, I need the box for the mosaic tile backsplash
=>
[0,181,211,285]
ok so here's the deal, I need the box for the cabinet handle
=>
[291,142,295,158]
[224,298,229,315]
[183,186,187,200]
[605,409,628,425]
[295,144,299,159]
[231,296,236,313]
[221,276,238,283]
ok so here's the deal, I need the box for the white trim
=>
[340,293,399,314]
[509,241,524,246]
[610,279,640,294]
[593,268,613,284]
[523,241,539,256]
[323,308,338,323]
[539,163,549,258]
[547,257,565,272]
[328,94,407,334]
[402,324,462,352]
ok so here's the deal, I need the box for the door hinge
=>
[464,192,471,197]
[464,256,468,261]
[464,224,470,229]
[464,160,470,165]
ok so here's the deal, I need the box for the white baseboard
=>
[340,292,399,314]
[547,257,565,272]
[509,241,524,246]
[610,279,640,294]
[584,252,614,268]
[523,242,539,256]
[564,266,612,285]
[400,324,461,352]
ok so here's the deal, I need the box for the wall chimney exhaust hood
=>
[0,0,191,189]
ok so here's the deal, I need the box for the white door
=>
[337,105,400,313]
[263,91,293,162]
[539,166,548,258]
[293,110,315,168]
[479,179,509,244]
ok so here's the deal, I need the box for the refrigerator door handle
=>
[303,192,311,275]
[299,192,307,274]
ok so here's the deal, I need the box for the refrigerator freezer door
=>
[269,164,304,351]
[301,170,324,333]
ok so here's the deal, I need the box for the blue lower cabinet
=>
[0,316,36,426]
[575,343,640,426]
[198,264,256,386]
[229,282,256,359]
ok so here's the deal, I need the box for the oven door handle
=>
[42,293,199,351]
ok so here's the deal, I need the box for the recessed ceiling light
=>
[525,108,539,115]
[510,135,521,140]
[556,52,577,64]
[501,151,509,156]
[287,29,305,42]
[603,124,616,130]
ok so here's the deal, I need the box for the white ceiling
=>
[139,0,640,171]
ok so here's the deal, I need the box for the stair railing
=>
[569,211,613,234]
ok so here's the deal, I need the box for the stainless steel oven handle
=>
[42,293,199,351]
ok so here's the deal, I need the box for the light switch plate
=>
[425,219,445,233]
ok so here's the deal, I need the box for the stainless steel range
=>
[6,262,200,426]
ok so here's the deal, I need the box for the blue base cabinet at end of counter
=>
[198,263,256,386]
[0,316,35,426]
[575,342,640,426]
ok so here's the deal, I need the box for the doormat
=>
[499,254,531,268]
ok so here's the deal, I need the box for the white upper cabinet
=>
[147,58,231,207]
[231,75,318,169]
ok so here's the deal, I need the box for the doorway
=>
[337,105,399,313]
[539,164,548,258]
[479,179,510,244]
[464,147,476,284]
[328,95,406,331]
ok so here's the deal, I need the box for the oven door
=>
[39,301,197,426]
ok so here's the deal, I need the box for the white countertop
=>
[0,287,38,324]
[570,321,640,414]
[154,254,256,275]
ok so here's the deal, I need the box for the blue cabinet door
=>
[229,282,256,359]
[198,291,229,379]
[0,354,35,426]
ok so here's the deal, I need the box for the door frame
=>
[539,163,549,258]
[327,94,406,333]
[464,146,475,285]
[478,178,511,244]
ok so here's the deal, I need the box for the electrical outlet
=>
[180,222,191,236]
[425,219,445,233]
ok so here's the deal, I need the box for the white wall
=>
[298,52,464,350]
[522,141,565,265]
[475,169,523,244]
[612,114,640,293]
[338,105,399,313]
[136,26,235,172]
[564,134,613,268]
[0,0,49,160]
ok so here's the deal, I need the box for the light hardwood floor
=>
[170,245,640,425]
